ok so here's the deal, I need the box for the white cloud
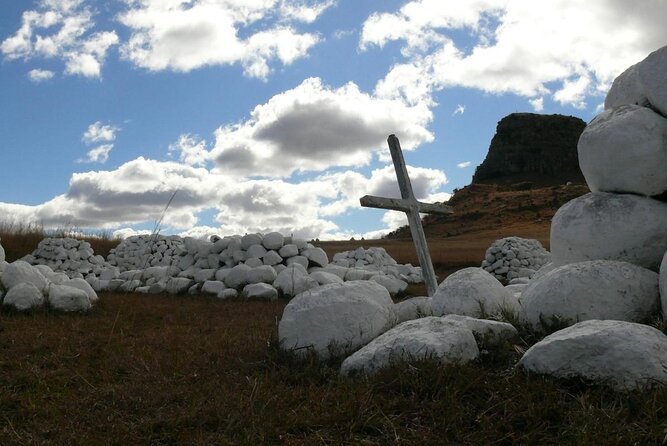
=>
[0,153,449,240]
[457,161,471,168]
[364,0,667,109]
[28,68,55,82]
[77,144,114,164]
[1,1,118,78]
[211,77,434,177]
[82,121,118,144]
[169,134,209,167]
[529,97,544,112]
[118,0,329,78]
[452,104,465,116]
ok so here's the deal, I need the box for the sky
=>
[0,0,665,241]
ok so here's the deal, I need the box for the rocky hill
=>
[386,113,590,240]
[472,113,586,186]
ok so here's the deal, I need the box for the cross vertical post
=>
[360,135,453,296]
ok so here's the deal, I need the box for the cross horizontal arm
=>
[360,195,453,215]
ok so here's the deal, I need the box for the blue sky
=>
[0,0,665,240]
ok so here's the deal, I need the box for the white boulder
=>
[371,274,408,296]
[578,105,667,197]
[273,264,318,297]
[1,260,49,293]
[637,45,667,117]
[519,320,667,391]
[303,247,329,267]
[224,264,251,289]
[394,296,432,323]
[309,271,343,286]
[521,260,659,330]
[340,317,479,376]
[241,233,263,250]
[243,283,278,301]
[66,277,98,303]
[279,281,397,358]
[165,277,194,294]
[201,280,226,295]
[432,268,519,318]
[262,232,284,250]
[441,314,518,345]
[3,282,44,311]
[604,62,650,110]
[48,284,92,312]
[0,238,4,262]
[551,193,667,271]
[246,265,278,284]
[278,244,298,259]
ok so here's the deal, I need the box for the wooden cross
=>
[360,135,453,296]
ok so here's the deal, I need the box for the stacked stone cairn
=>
[21,237,112,279]
[0,238,99,312]
[480,237,550,284]
[278,47,667,390]
[27,232,417,300]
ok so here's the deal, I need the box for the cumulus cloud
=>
[77,144,114,164]
[1,0,118,78]
[27,68,54,82]
[529,97,544,112]
[0,155,450,240]
[364,0,667,109]
[118,0,332,78]
[82,121,118,144]
[211,77,433,177]
[169,134,209,167]
[457,161,471,168]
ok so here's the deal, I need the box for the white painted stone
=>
[246,265,278,284]
[48,284,92,312]
[262,250,283,266]
[0,238,4,263]
[278,244,299,258]
[243,283,278,301]
[244,257,263,268]
[262,232,284,250]
[246,244,267,259]
[519,320,667,391]
[309,271,344,286]
[201,280,226,295]
[1,260,49,293]
[99,267,120,281]
[442,314,518,345]
[660,252,667,320]
[3,283,44,311]
[215,268,231,282]
[193,268,216,283]
[273,264,319,297]
[66,278,98,303]
[432,267,518,318]
[344,268,377,281]
[605,62,650,110]
[340,317,479,376]
[637,45,667,117]
[224,264,251,289]
[46,272,70,285]
[165,277,194,294]
[241,233,263,250]
[371,274,408,296]
[217,288,238,300]
[279,281,397,358]
[303,247,329,267]
[286,255,309,269]
[394,296,432,323]
[551,193,667,271]
[578,105,667,197]
[321,264,348,280]
[521,260,659,330]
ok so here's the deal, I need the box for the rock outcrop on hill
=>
[472,113,586,186]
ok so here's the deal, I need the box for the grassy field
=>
[1,228,667,444]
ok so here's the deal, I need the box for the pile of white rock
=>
[107,234,185,271]
[0,239,98,312]
[331,247,423,284]
[21,237,112,279]
[278,46,667,391]
[82,233,415,299]
[480,237,550,283]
